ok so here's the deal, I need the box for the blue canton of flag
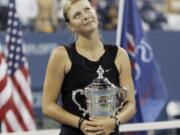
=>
[6,4,25,76]
[1,0,36,132]
[121,0,167,123]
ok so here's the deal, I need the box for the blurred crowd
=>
[0,0,180,33]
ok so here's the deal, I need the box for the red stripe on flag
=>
[0,97,13,120]
[11,75,34,118]
[3,117,13,132]
[0,75,8,92]
[21,65,29,80]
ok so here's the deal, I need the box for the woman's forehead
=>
[68,1,91,15]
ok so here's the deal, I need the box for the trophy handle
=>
[115,86,128,114]
[72,89,89,117]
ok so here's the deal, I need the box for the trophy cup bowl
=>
[72,65,128,117]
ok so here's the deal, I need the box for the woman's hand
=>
[80,117,116,135]
[90,117,117,135]
[80,119,106,135]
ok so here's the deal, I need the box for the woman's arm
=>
[115,47,136,123]
[42,46,80,128]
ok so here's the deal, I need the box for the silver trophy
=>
[72,65,128,117]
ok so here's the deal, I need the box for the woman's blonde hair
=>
[63,0,90,23]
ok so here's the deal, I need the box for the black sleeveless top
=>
[60,43,119,135]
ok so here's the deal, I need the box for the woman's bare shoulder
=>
[51,45,68,58]
[48,45,69,67]
[116,46,129,60]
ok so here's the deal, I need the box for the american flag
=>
[0,0,36,132]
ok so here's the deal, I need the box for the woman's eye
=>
[85,7,90,11]
[74,13,81,18]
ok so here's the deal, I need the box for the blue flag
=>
[120,0,167,122]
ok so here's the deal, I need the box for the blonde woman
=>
[42,0,136,134]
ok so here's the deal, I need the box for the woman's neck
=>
[76,31,103,51]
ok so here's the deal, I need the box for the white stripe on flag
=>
[0,58,7,80]
[1,121,7,132]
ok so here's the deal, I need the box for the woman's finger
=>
[93,130,106,135]
[84,121,102,127]
[85,126,104,132]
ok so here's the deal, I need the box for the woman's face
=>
[67,1,98,35]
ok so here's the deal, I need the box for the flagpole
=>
[116,0,125,47]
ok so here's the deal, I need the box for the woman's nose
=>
[82,12,89,20]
